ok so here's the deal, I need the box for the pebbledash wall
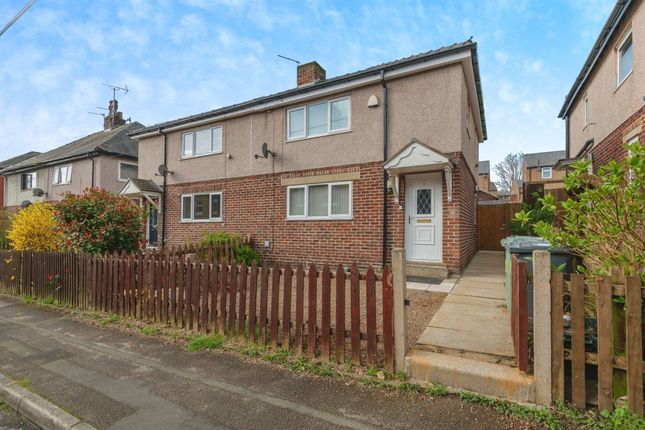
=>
[591,105,644,169]
[163,154,477,272]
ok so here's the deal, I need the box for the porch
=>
[406,251,535,402]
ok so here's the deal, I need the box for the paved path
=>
[0,406,38,430]
[0,297,538,430]
[415,251,514,360]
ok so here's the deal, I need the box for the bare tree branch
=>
[494,152,523,193]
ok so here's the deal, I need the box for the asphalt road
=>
[0,297,541,429]
[0,404,38,430]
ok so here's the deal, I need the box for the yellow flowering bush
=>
[7,203,61,251]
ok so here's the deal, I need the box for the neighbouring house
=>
[0,151,40,209]
[509,180,522,203]
[1,100,141,209]
[521,150,567,202]
[558,0,643,171]
[476,160,498,201]
[127,40,487,275]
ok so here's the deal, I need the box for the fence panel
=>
[511,255,529,372]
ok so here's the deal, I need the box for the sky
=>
[0,0,616,182]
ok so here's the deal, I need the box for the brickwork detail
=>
[592,105,644,169]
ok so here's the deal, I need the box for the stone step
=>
[412,343,516,367]
[406,262,448,279]
[406,349,535,403]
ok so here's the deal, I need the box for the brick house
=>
[0,151,40,209]
[521,150,566,202]
[128,40,487,275]
[1,101,141,209]
[558,0,643,170]
[476,160,498,201]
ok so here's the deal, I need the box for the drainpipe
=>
[159,128,168,250]
[381,70,389,269]
[565,117,570,158]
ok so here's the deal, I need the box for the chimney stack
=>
[103,99,126,130]
[297,61,326,86]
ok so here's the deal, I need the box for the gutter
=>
[381,70,389,269]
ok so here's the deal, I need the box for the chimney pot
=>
[297,61,326,86]
[104,99,126,130]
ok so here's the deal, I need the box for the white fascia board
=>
[135,50,472,138]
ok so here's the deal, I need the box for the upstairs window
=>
[119,162,138,181]
[287,97,350,140]
[53,165,72,185]
[182,126,223,158]
[287,181,352,219]
[618,32,633,85]
[541,167,552,179]
[20,172,36,190]
[584,97,589,126]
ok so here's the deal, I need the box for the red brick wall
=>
[592,105,644,169]
[164,155,476,272]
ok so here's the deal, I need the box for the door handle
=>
[408,215,411,224]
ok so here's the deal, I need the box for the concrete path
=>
[414,251,514,360]
[0,297,536,430]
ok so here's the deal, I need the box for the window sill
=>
[286,216,353,221]
[286,128,351,143]
[615,70,633,93]
[52,182,72,186]
[180,151,223,161]
[180,219,223,223]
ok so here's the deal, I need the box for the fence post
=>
[392,248,408,373]
[533,250,552,405]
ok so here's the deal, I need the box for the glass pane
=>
[288,108,305,139]
[212,127,222,153]
[288,187,305,216]
[120,164,138,180]
[193,194,209,220]
[308,184,328,217]
[416,189,432,215]
[307,102,328,136]
[331,184,349,215]
[63,166,70,182]
[182,133,193,157]
[330,99,349,130]
[619,35,633,82]
[53,167,60,184]
[210,194,221,219]
[182,196,192,219]
[195,129,211,155]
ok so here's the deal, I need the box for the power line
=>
[0,0,38,38]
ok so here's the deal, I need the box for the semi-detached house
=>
[127,40,487,275]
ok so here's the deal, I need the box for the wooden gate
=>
[477,203,521,251]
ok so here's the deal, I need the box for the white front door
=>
[405,173,443,262]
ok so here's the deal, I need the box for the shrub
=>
[7,202,61,251]
[235,244,262,266]
[0,210,11,248]
[54,188,145,254]
[532,141,644,280]
[201,231,241,246]
[511,191,555,236]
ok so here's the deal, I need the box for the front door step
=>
[413,343,516,367]
[406,262,448,280]
[406,349,535,403]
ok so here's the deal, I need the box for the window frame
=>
[584,96,589,127]
[118,162,139,182]
[286,181,352,220]
[180,191,223,223]
[52,164,72,185]
[286,96,351,141]
[181,125,223,159]
[617,30,633,87]
[541,167,553,179]
[20,172,36,190]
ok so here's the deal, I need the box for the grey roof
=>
[2,122,143,174]
[559,0,634,118]
[126,178,162,194]
[0,151,41,170]
[523,150,567,168]
[479,160,490,175]
[131,40,487,140]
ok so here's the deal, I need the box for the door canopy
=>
[384,138,454,203]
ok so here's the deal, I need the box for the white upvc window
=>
[180,192,222,222]
[20,172,36,190]
[584,96,589,126]
[541,167,552,179]
[52,165,72,185]
[181,126,223,158]
[118,162,138,181]
[617,31,633,85]
[287,181,352,220]
[287,97,350,140]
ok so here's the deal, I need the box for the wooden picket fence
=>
[511,255,529,372]
[0,250,395,370]
[550,270,644,415]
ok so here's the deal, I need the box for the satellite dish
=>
[32,188,44,197]
[158,164,168,176]
[21,200,32,208]
[262,143,270,158]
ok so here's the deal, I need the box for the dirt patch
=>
[406,290,446,351]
